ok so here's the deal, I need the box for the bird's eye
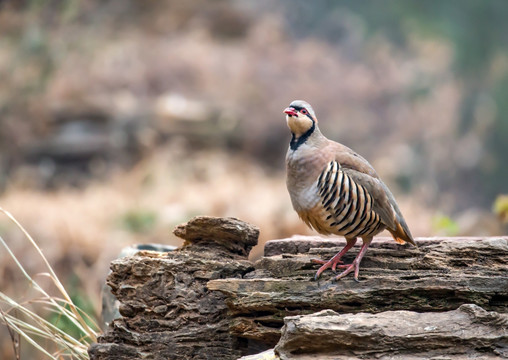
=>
[301,109,308,115]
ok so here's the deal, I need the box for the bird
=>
[284,100,416,282]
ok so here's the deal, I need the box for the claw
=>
[313,257,345,280]
[333,263,356,281]
[310,239,357,280]
[334,258,363,282]
[312,238,373,282]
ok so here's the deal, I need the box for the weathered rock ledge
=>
[89,216,258,360]
[272,305,508,359]
[89,217,508,360]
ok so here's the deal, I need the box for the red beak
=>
[284,107,298,117]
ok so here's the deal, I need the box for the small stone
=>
[153,305,168,314]
[118,304,134,317]
[173,216,259,258]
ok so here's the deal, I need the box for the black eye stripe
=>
[288,103,314,120]
[289,103,315,122]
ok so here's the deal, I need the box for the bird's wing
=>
[332,143,379,178]
[342,168,396,230]
[343,167,416,246]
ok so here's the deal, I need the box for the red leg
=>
[313,238,357,280]
[335,237,372,282]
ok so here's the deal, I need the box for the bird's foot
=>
[311,258,344,281]
[334,261,360,282]
[310,239,357,281]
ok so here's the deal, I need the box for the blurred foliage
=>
[120,209,158,234]
[493,194,508,224]
[432,214,460,236]
[284,0,508,76]
[284,0,508,203]
[1,1,507,229]
[1,0,508,207]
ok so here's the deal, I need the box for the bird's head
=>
[284,100,317,137]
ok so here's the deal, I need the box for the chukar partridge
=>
[284,100,416,282]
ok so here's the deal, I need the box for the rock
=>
[238,349,277,360]
[101,243,177,328]
[207,236,508,347]
[274,305,508,359]
[173,216,259,258]
[89,216,258,360]
[89,221,508,360]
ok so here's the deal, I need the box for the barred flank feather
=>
[317,161,383,238]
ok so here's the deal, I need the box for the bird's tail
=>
[388,215,417,246]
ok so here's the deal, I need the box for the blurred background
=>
[1,0,508,357]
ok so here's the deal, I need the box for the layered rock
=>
[89,218,508,360]
[89,216,258,360]
[275,305,508,359]
[209,236,508,347]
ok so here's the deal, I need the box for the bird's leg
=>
[312,238,357,280]
[335,237,372,282]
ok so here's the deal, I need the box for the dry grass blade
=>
[0,207,100,359]
[0,293,89,348]
[0,314,56,359]
[0,207,98,340]
[0,308,21,360]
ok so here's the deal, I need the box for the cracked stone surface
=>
[209,236,508,349]
[89,216,258,360]
[274,305,508,359]
[89,219,508,360]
